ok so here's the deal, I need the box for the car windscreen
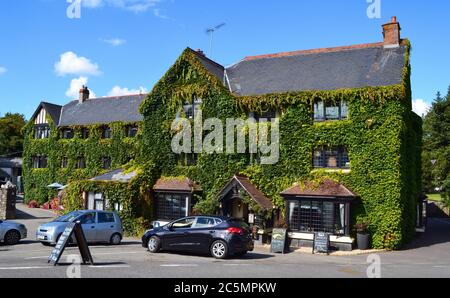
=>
[54,211,83,222]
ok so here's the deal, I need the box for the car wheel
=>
[4,230,21,245]
[211,240,228,259]
[110,233,122,245]
[147,236,161,253]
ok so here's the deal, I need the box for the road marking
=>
[223,264,253,266]
[0,266,49,270]
[160,264,199,267]
[24,251,143,260]
[89,265,131,268]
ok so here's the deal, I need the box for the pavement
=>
[1,203,450,278]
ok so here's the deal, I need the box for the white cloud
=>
[55,51,101,76]
[153,8,168,19]
[412,99,431,117]
[107,86,148,96]
[83,0,161,13]
[100,38,127,46]
[66,76,97,99]
[0,67,6,75]
[82,0,103,8]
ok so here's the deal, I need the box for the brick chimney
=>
[382,16,401,47]
[79,85,90,103]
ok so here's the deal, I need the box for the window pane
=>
[314,101,324,120]
[334,203,346,235]
[310,201,322,232]
[325,150,339,168]
[322,202,334,233]
[288,201,300,231]
[340,149,350,168]
[299,201,311,232]
[341,101,349,119]
[325,102,340,120]
[313,150,324,168]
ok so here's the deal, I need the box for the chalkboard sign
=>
[313,232,330,255]
[48,222,94,266]
[270,228,287,254]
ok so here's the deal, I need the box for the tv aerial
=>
[206,22,226,58]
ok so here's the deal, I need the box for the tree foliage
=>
[0,113,26,156]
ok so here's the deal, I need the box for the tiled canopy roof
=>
[281,179,358,199]
[218,175,274,210]
[154,177,202,192]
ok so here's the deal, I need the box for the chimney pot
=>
[79,85,90,103]
[382,16,401,46]
[196,49,205,56]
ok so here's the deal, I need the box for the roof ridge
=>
[244,41,390,61]
[186,47,224,69]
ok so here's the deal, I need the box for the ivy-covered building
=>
[24,17,422,250]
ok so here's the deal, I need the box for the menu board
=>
[48,222,94,266]
[313,232,330,254]
[270,228,287,253]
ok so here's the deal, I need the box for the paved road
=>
[1,204,450,278]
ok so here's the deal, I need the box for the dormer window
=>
[101,126,112,139]
[62,129,74,139]
[126,125,138,138]
[314,100,348,121]
[81,128,89,139]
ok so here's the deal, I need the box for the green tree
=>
[422,87,450,203]
[0,113,27,156]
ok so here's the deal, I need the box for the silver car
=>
[36,210,123,246]
[0,219,27,245]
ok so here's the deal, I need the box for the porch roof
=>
[218,175,274,210]
[280,179,358,199]
[154,177,202,193]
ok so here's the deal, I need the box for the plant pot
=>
[357,233,370,250]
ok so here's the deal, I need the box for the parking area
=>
[1,203,450,278]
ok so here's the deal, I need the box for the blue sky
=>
[0,0,449,119]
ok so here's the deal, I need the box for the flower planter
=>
[357,233,370,250]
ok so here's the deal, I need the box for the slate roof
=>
[218,175,274,210]
[59,94,146,126]
[154,177,202,192]
[31,102,63,125]
[280,179,358,199]
[225,42,408,96]
[0,169,11,179]
[188,48,225,83]
[90,169,137,183]
[0,157,23,168]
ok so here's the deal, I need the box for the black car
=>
[141,216,254,259]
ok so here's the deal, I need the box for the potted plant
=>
[355,218,370,250]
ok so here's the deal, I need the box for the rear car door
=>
[79,212,98,242]
[96,212,117,242]
[188,217,220,253]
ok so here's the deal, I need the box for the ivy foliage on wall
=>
[138,44,421,249]
[23,120,140,205]
[24,43,421,247]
